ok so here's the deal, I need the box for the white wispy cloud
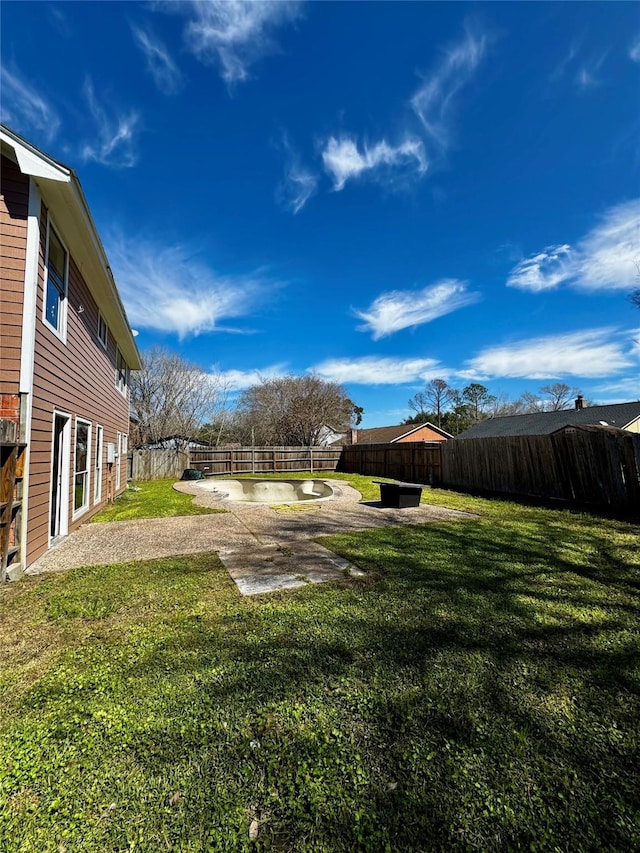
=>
[574,54,607,92]
[506,245,573,292]
[322,136,427,191]
[577,200,640,289]
[214,365,289,392]
[312,356,448,385]
[410,23,488,152]
[549,43,607,92]
[0,66,60,142]
[80,78,140,168]
[175,0,301,85]
[630,36,640,63]
[131,24,183,94]
[549,41,580,83]
[464,328,633,380]
[355,279,480,340]
[277,135,318,213]
[286,21,487,209]
[106,235,276,338]
[507,199,640,293]
[593,375,640,401]
[48,6,73,38]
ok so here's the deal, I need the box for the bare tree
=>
[408,379,455,427]
[516,391,543,413]
[130,347,229,449]
[424,379,455,427]
[237,375,361,446]
[487,392,525,417]
[407,391,429,420]
[539,383,580,411]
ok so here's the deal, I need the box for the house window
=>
[116,349,129,395]
[98,312,108,348]
[44,224,68,336]
[74,419,91,516]
[94,425,103,504]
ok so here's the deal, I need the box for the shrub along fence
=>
[188,446,342,476]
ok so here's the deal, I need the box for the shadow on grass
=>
[3,510,639,852]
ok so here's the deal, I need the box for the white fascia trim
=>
[0,128,70,182]
[20,179,40,392]
[18,178,41,570]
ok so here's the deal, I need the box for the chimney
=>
[350,428,358,444]
[575,395,584,410]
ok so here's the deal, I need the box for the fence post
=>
[310,446,313,473]
[252,447,255,474]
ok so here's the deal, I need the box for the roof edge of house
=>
[1,123,141,370]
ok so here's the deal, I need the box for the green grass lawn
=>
[1,480,639,851]
[90,478,225,523]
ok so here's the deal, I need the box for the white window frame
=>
[122,433,129,483]
[49,410,71,544]
[42,220,69,342]
[115,348,129,396]
[94,424,103,504]
[72,418,91,520]
[115,432,122,491]
[97,312,108,349]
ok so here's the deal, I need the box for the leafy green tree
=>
[460,383,497,424]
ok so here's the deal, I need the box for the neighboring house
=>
[350,422,453,444]
[316,424,348,446]
[456,399,640,440]
[0,125,141,579]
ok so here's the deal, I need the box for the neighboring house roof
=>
[551,424,628,436]
[0,124,141,369]
[456,402,640,439]
[356,422,453,444]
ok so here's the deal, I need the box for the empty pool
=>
[196,478,335,503]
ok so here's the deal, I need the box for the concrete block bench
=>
[373,481,424,508]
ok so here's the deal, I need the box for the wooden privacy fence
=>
[337,441,443,485]
[130,449,189,482]
[441,431,640,509]
[132,432,640,510]
[188,446,342,476]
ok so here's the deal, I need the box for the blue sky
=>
[2,1,639,426]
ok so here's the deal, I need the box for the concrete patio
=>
[28,480,474,594]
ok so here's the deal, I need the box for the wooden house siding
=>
[26,201,130,566]
[0,155,28,394]
[396,425,449,443]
